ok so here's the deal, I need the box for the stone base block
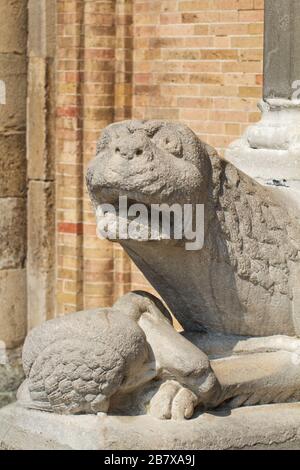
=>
[1,402,300,450]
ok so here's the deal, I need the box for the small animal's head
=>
[87,120,211,208]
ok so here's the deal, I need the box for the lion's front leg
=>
[133,292,222,419]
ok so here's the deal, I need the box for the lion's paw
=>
[149,380,198,420]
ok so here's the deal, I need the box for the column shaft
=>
[264,0,300,100]
[27,0,56,328]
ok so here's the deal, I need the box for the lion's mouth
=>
[92,182,169,206]
[95,193,179,243]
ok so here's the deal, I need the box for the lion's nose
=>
[114,143,144,160]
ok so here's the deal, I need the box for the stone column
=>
[226,0,300,200]
[0,0,28,407]
[263,0,300,100]
[27,0,56,329]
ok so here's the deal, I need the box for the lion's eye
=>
[153,130,183,158]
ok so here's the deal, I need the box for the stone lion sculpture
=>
[19,120,300,418]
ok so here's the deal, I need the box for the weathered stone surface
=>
[0,134,26,197]
[0,270,26,349]
[0,198,26,270]
[27,57,55,181]
[0,347,24,409]
[27,58,47,180]
[0,55,27,131]
[0,1,27,54]
[1,402,300,450]
[26,0,56,329]
[27,181,55,329]
[0,0,27,413]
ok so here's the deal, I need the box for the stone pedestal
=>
[226,99,300,189]
[225,99,300,218]
[1,402,300,450]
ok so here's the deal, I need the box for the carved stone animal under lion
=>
[19,291,219,419]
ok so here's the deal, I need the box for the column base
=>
[1,402,300,450]
[226,99,300,185]
[226,98,300,218]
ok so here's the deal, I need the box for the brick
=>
[179,108,209,120]
[231,36,263,48]
[237,0,254,8]
[225,123,241,134]
[254,0,264,8]
[160,84,200,96]
[213,36,231,48]
[186,12,219,24]
[179,1,211,11]
[239,49,263,61]
[255,74,263,86]
[249,111,261,122]
[177,97,213,108]
[183,61,221,72]
[239,9,264,22]
[58,222,84,235]
[222,60,262,73]
[238,86,262,98]
[209,23,248,35]
[209,109,249,122]
[212,0,238,8]
[200,49,238,60]
[190,73,223,85]
[160,13,182,24]
[157,24,195,36]
[248,23,264,35]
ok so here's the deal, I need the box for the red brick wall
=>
[132,0,263,152]
[55,0,264,314]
